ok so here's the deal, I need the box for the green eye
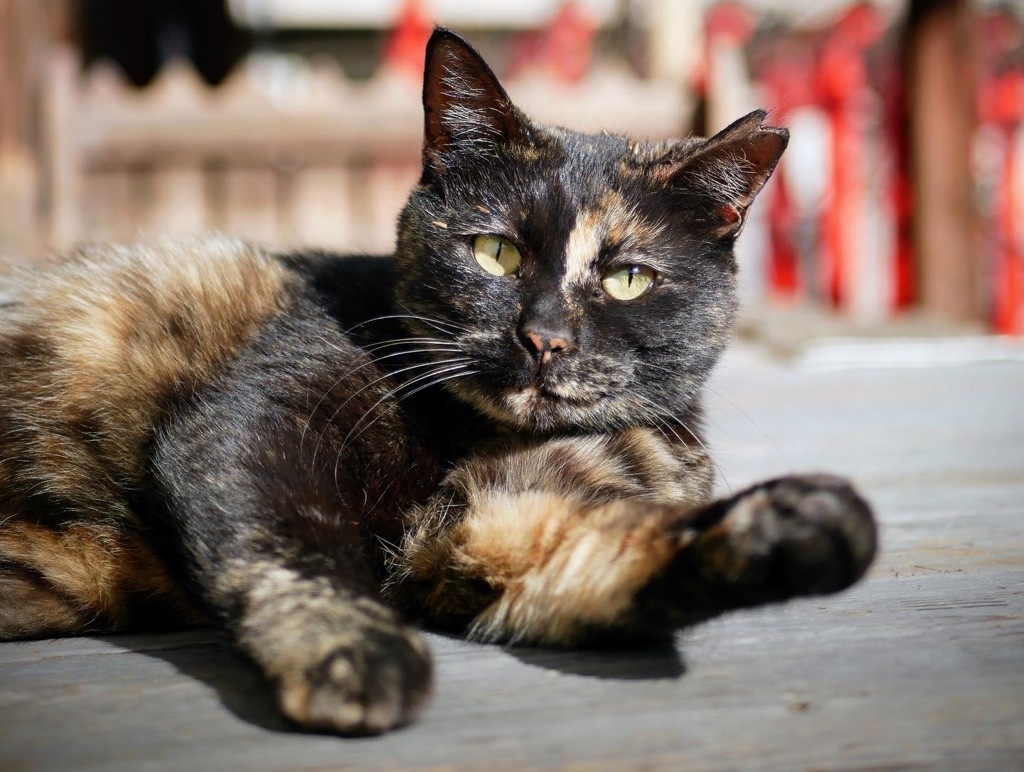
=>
[473,235,522,277]
[601,264,656,301]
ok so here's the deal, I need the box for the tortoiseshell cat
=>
[0,30,876,734]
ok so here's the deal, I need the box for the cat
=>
[0,29,876,735]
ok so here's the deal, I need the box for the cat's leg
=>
[210,552,432,735]
[148,352,434,735]
[392,473,876,645]
[636,473,877,629]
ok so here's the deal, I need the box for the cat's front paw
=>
[698,473,877,600]
[275,623,432,735]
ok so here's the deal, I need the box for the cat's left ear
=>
[421,28,532,170]
[656,110,789,240]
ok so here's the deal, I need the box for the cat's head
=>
[395,29,787,433]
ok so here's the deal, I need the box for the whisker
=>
[633,363,782,475]
[342,313,468,337]
[392,366,475,404]
[362,337,460,354]
[631,391,733,495]
[299,342,461,454]
[633,361,679,377]
[332,365,475,485]
[341,362,473,448]
[704,385,793,472]
[397,304,472,336]
[635,361,738,454]
[308,357,471,468]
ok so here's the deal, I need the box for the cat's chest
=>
[399,386,494,467]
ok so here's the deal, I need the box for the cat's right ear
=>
[422,28,531,171]
[653,110,788,240]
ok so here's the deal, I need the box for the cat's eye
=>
[601,264,656,301]
[473,235,522,277]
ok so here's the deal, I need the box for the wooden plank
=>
[357,162,419,254]
[81,167,146,241]
[0,0,67,259]
[286,166,355,250]
[219,167,280,244]
[148,165,208,236]
[44,47,81,248]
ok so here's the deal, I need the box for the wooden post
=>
[905,0,980,322]
[289,166,356,250]
[0,0,67,258]
[46,47,82,249]
[647,0,702,88]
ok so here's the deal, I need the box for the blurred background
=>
[1,0,1022,339]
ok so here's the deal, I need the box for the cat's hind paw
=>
[275,623,433,735]
[692,473,877,602]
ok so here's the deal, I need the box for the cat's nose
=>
[519,326,573,367]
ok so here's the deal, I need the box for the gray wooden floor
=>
[2,341,1022,771]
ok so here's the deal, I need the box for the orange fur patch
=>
[394,426,714,642]
[0,521,193,636]
[456,492,680,644]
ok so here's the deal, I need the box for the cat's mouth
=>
[497,380,609,429]
[512,384,565,407]
[437,340,625,430]
[502,384,597,428]
[520,382,592,405]
[446,375,601,431]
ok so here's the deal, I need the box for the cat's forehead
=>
[540,127,690,174]
[532,129,669,249]
[540,126,638,179]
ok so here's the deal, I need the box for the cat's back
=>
[0,235,311,635]
[0,235,291,509]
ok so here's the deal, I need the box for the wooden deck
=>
[1,341,1022,770]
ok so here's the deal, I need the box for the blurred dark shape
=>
[77,0,249,86]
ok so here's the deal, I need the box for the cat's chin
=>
[449,380,604,433]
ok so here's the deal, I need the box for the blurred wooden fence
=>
[46,49,689,254]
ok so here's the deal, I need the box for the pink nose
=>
[521,329,571,367]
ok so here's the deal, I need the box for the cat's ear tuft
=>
[422,28,531,170]
[657,110,789,239]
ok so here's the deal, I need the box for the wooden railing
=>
[46,49,690,254]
